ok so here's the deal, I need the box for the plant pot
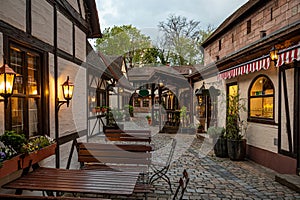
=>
[147,119,152,125]
[22,143,57,168]
[0,154,22,179]
[227,139,246,161]
[213,138,228,158]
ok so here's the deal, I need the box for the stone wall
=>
[204,0,300,65]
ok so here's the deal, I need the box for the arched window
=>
[248,75,274,122]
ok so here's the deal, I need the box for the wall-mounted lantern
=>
[270,46,278,65]
[0,64,16,106]
[57,76,74,110]
[195,82,209,104]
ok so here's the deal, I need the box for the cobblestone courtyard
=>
[81,117,300,200]
[147,134,300,199]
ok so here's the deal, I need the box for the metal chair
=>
[172,169,189,200]
[150,138,177,192]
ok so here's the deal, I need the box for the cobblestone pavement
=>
[143,133,299,200]
[82,117,300,200]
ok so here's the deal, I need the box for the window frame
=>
[248,75,276,124]
[5,40,49,138]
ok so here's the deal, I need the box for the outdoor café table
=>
[3,167,140,196]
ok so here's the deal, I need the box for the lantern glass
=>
[62,76,74,101]
[0,64,16,98]
[270,47,278,62]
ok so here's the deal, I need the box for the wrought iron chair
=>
[150,138,177,192]
[172,169,189,200]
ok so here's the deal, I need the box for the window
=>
[142,99,149,107]
[134,98,141,107]
[247,19,251,34]
[249,75,274,121]
[270,7,273,20]
[232,33,234,43]
[8,44,46,137]
[218,39,222,51]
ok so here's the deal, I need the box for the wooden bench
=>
[1,142,116,199]
[77,142,152,170]
[77,142,154,195]
[103,129,151,143]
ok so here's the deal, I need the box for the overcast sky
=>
[95,0,248,42]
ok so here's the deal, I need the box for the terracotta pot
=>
[0,154,22,179]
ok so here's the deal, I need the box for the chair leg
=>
[150,166,173,193]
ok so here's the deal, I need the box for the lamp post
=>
[0,64,16,107]
[55,76,74,168]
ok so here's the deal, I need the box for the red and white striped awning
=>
[218,44,300,80]
[276,44,300,67]
[218,55,270,80]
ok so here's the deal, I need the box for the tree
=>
[158,14,214,65]
[95,25,153,68]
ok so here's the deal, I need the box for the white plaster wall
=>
[57,58,86,136]
[0,33,4,135]
[49,53,55,138]
[67,0,79,12]
[237,66,279,153]
[31,0,53,45]
[280,69,295,152]
[49,55,87,138]
[194,76,227,129]
[75,26,86,61]
[80,0,86,20]
[0,0,26,32]
[57,12,72,55]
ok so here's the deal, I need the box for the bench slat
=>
[78,143,153,152]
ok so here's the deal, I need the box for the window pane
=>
[10,47,24,94]
[27,53,39,95]
[250,97,273,118]
[11,97,24,133]
[134,98,141,107]
[250,77,274,96]
[143,99,149,107]
[28,98,39,136]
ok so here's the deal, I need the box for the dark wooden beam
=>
[294,61,300,174]
[26,0,32,34]
[0,20,53,52]
[45,0,89,34]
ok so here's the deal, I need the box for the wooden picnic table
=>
[3,167,140,196]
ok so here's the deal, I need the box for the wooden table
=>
[3,167,140,196]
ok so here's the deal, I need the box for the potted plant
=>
[93,106,101,113]
[124,104,134,117]
[146,115,152,125]
[207,126,227,157]
[226,93,247,161]
[197,124,205,133]
[101,105,108,113]
[21,135,56,168]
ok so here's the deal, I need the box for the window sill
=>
[247,118,277,125]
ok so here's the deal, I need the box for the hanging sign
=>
[139,89,149,97]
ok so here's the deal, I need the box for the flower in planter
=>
[0,130,26,154]
[21,135,54,153]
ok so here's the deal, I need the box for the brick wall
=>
[204,0,300,65]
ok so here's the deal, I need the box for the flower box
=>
[0,154,22,179]
[22,143,57,169]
